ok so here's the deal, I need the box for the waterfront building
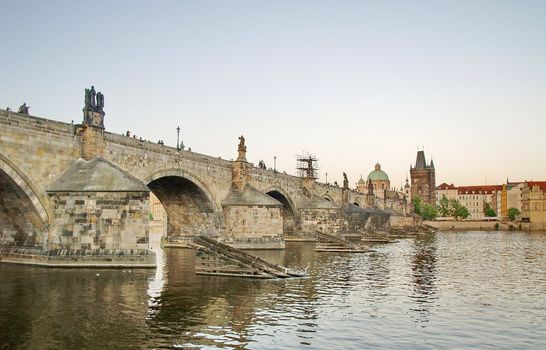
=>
[410,150,436,205]
[521,181,546,230]
[457,185,502,219]
[436,183,458,205]
[500,181,524,219]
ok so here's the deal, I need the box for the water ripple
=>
[1,231,546,349]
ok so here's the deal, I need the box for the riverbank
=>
[425,220,529,231]
[0,245,156,268]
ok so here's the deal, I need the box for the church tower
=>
[410,150,436,205]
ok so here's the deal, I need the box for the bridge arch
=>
[0,154,49,246]
[322,193,335,204]
[264,186,297,233]
[144,168,220,237]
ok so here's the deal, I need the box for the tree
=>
[412,196,422,216]
[421,203,438,220]
[438,195,450,217]
[507,207,520,221]
[449,199,470,220]
[484,203,496,217]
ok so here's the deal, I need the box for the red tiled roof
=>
[457,185,502,195]
[526,181,546,192]
[437,183,457,190]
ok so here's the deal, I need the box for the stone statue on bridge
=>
[84,86,105,112]
[17,103,30,115]
[238,135,246,151]
[343,172,349,189]
[96,92,104,112]
[83,86,105,129]
[237,135,247,161]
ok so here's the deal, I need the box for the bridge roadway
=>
[0,108,407,251]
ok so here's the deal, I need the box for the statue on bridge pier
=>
[343,172,349,189]
[237,135,247,161]
[83,85,105,129]
[96,92,104,112]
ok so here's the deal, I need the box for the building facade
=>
[436,183,458,205]
[410,151,436,205]
[457,185,502,219]
[500,182,524,219]
[521,181,546,230]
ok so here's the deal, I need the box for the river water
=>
[1,231,545,349]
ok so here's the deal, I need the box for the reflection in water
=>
[146,241,166,321]
[1,231,546,349]
[410,234,438,325]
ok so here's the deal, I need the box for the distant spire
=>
[415,150,426,169]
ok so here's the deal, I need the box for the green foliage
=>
[149,212,154,221]
[507,207,520,221]
[412,196,437,220]
[412,196,422,216]
[421,203,438,220]
[449,199,470,220]
[438,195,450,217]
[484,203,496,217]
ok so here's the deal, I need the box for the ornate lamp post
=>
[274,156,277,172]
[326,172,328,184]
[176,126,180,150]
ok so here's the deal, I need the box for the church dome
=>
[358,175,366,185]
[367,163,389,181]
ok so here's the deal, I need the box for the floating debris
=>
[314,231,370,253]
[193,236,307,279]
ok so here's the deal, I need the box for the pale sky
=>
[2,0,545,188]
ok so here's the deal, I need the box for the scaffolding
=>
[296,152,319,179]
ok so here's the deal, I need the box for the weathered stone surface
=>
[48,191,149,250]
[222,185,283,238]
[48,157,149,192]
[222,186,282,207]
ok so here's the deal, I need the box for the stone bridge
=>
[0,100,408,251]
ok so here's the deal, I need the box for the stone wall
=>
[80,125,105,160]
[223,205,283,238]
[390,215,419,228]
[103,132,233,208]
[48,191,149,250]
[425,220,530,231]
[299,208,344,233]
[0,110,80,195]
